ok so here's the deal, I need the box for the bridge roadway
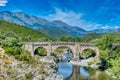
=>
[22,42,99,60]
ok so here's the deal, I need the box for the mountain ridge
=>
[0,11,87,37]
[0,11,118,37]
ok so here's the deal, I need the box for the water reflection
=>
[56,50,116,80]
[67,66,93,80]
[56,62,72,79]
[80,67,90,77]
[57,62,117,80]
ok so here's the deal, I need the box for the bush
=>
[1,37,19,47]
[80,48,95,59]
[19,50,31,61]
[4,47,21,56]
[34,47,47,56]
[52,46,68,57]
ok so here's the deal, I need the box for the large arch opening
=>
[34,47,47,56]
[52,46,73,62]
[80,48,96,59]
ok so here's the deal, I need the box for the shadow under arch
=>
[34,47,47,56]
[79,48,96,59]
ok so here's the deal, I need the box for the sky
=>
[0,0,120,30]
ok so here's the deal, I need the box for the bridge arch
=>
[80,48,96,59]
[34,47,47,56]
[79,46,99,59]
[53,46,74,59]
[51,45,77,58]
[33,45,50,56]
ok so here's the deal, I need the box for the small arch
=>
[34,47,47,56]
[52,46,74,61]
[79,48,96,59]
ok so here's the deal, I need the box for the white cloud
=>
[0,0,8,6]
[40,8,120,30]
[40,8,103,30]
[42,8,84,25]
[101,26,119,29]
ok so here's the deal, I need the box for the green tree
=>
[107,57,120,78]
[80,48,95,59]
[34,47,47,56]
[96,34,115,50]
[1,37,19,47]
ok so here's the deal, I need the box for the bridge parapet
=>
[79,43,96,46]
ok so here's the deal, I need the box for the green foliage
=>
[19,50,32,61]
[59,36,74,42]
[96,34,115,50]
[95,32,120,78]
[4,47,21,56]
[3,46,33,62]
[82,32,102,42]
[52,46,68,56]
[34,47,47,56]
[0,20,50,42]
[1,37,19,47]
[80,48,95,59]
[107,57,120,78]
[58,32,102,42]
[108,47,120,59]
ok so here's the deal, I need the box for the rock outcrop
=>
[0,47,63,80]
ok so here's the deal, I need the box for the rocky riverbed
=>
[0,47,63,80]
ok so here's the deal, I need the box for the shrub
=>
[34,47,47,56]
[19,50,31,61]
[80,48,95,59]
[4,47,21,56]
[1,37,19,47]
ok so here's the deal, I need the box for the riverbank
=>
[0,47,63,80]
[69,58,100,69]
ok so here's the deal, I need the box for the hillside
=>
[0,20,50,42]
[0,11,87,38]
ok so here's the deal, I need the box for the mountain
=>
[0,11,118,38]
[0,20,50,41]
[91,28,118,33]
[0,11,87,38]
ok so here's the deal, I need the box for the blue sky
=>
[0,0,120,30]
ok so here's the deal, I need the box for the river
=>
[56,50,117,80]
[56,61,117,80]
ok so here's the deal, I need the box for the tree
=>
[59,36,74,42]
[80,49,95,59]
[1,37,19,47]
[107,57,120,78]
[96,34,115,50]
[34,47,47,56]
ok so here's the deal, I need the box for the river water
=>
[56,61,117,80]
[56,50,117,80]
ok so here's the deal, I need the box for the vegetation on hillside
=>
[58,32,102,42]
[0,20,58,62]
[95,29,120,78]
[0,20,51,42]
[0,20,51,62]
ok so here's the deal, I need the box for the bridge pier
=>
[22,43,34,56]
[47,44,52,56]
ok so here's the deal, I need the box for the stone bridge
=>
[22,42,99,60]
